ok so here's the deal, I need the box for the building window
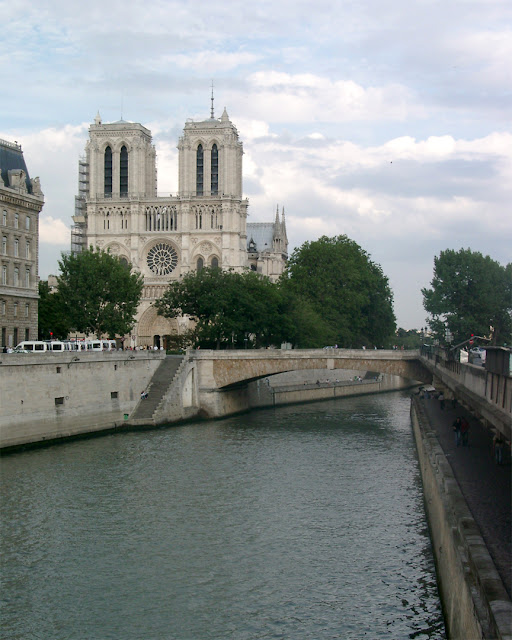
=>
[196,257,204,271]
[25,328,29,341]
[13,327,18,345]
[14,213,19,229]
[211,256,219,269]
[120,145,128,196]
[26,241,30,259]
[25,216,30,231]
[2,237,6,255]
[25,268,30,288]
[146,243,179,276]
[25,303,29,317]
[14,238,19,257]
[2,210,6,226]
[13,302,18,317]
[104,146,113,196]
[14,267,19,287]
[211,144,218,195]
[196,144,203,196]
[195,211,202,229]
[1,327,6,346]
[2,266,6,285]
[55,397,64,406]
[1,300,5,315]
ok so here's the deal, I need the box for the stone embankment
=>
[411,395,511,640]
[0,352,412,450]
[0,351,164,451]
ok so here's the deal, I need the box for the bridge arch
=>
[190,349,431,390]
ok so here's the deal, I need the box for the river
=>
[0,391,445,639]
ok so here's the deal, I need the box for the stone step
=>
[130,355,183,420]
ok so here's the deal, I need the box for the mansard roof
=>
[0,139,32,192]
[247,223,276,253]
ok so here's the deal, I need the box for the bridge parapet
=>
[189,348,430,389]
[419,354,511,439]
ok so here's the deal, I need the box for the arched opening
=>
[104,146,112,196]
[197,257,204,271]
[211,144,218,195]
[196,144,203,196]
[120,145,128,196]
[211,256,219,269]
[153,334,161,349]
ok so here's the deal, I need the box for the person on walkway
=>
[438,392,445,410]
[493,432,504,464]
[461,418,470,446]
[453,417,462,446]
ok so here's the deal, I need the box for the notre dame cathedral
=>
[72,104,288,348]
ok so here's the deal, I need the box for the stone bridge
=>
[192,348,430,389]
[161,348,432,420]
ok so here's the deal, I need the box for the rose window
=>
[146,243,178,275]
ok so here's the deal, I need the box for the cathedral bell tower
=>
[177,107,243,199]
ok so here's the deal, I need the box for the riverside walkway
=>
[419,392,511,599]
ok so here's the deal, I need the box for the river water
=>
[1,392,445,639]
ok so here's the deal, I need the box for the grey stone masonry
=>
[130,355,184,420]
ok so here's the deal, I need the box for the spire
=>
[210,80,215,119]
[221,107,229,122]
[281,206,288,243]
[275,204,280,225]
[94,111,102,125]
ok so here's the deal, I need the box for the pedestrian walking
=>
[452,417,462,447]
[493,432,504,464]
[461,418,470,446]
[438,392,445,410]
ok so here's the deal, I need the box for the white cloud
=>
[242,71,419,122]
[165,51,262,73]
[3,0,512,328]
[39,216,70,245]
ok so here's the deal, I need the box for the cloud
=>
[3,0,511,328]
[39,216,70,245]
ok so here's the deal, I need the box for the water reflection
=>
[1,392,445,639]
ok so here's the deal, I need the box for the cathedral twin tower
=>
[72,106,288,347]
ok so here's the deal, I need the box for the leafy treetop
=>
[57,248,144,339]
[282,235,396,347]
[422,248,512,346]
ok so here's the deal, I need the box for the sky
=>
[1,0,511,329]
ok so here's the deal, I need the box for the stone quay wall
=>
[0,351,164,450]
[411,395,512,640]
[247,370,415,409]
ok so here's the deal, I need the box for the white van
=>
[45,341,70,352]
[14,341,48,353]
[86,340,103,351]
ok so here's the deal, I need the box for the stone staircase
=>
[130,355,184,422]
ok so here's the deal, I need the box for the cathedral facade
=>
[72,107,287,348]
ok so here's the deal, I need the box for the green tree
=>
[395,328,422,350]
[57,248,144,338]
[155,268,294,349]
[422,248,512,346]
[281,235,396,347]
[38,280,72,340]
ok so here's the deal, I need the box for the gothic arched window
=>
[211,144,218,195]
[120,145,128,196]
[211,257,219,269]
[197,257,204,271]
[104,146,112,196]
[196,144,204,196]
